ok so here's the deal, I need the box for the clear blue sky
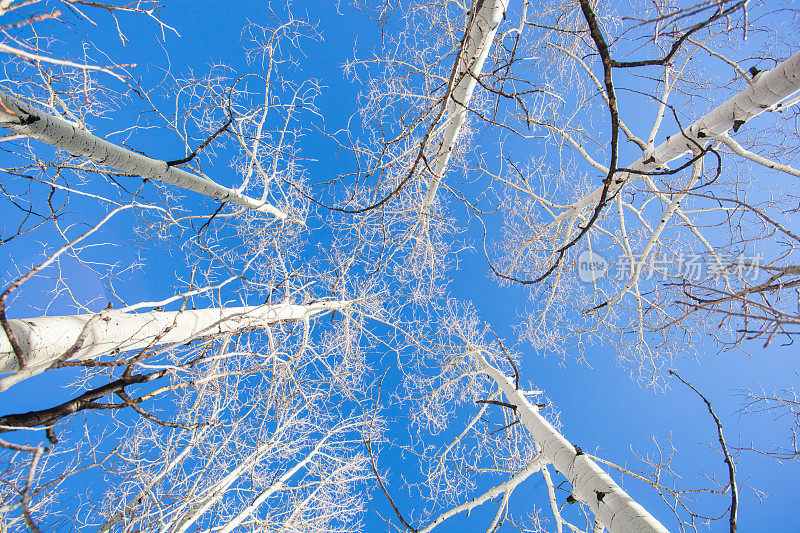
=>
[1,1,797,531]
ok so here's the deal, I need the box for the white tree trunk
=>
[474,350,669,533]
[0,301,345,391]
[420,0,509,214]
[0,91,287,218]
[559,49,800,224]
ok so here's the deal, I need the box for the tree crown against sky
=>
[0,0,799,532]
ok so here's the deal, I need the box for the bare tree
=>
[475,0,800,381]
[0,301,376,531]
[1,0,798,532]
[0,3,376,531]
[360,299,743,532]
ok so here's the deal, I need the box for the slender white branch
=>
[715,132,800,177]
[215,432,335,533]
[418,455,546,533]
[97,425,212,533]
[0,43,129,82]
[0,90,287,218]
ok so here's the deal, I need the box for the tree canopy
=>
[0,1,798,531]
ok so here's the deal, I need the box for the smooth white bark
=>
[0,91,287,218]
[0,301,346,390]
[555,49,800,228]
[421,0,509,213]
[474,350,669,533]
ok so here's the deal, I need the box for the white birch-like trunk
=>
[474,350,669,533]
[560,49,800,224]
[0,301,345,391]
[0,91,287,218]
[420,0,509,214]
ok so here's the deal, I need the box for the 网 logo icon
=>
[577,250,608,283]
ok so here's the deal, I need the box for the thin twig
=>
[670,370,738,533]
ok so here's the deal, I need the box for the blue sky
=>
[1,1,798,531]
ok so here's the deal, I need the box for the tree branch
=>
[669,370,738,533]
